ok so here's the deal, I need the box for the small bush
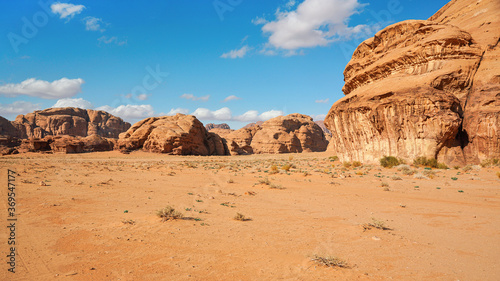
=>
[481,158,500,167]
[413,156,446,168]
[391,175,402,180]
[352,161,362,168]
[282,164,292,172]
[233,213,251,221]
[343,162,352,168]
[329,156,339,162]
[311,255,348,268]
[156,206,183,221]
[381,182,389,187]
[497,172,500,179]
[380,156,401,168]
[413,173,428,180]
[258,177,271,185]
[270,183,285,189]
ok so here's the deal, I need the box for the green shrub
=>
[413,157,447,169]
[329,156,339,162]
[380,156,400,168]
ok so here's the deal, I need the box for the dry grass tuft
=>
[156,206,184,221]
[233,213,251,221]
[311,254,348,268]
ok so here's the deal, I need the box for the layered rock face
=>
[325,0,499,165]
[11,107,131,139]
[215,114,328,155]
[117,114,228,155]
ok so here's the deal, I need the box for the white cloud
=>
[261,0,367,50]
[234,109,283,122]
[315,98,329,103]
[0,101,41,116]
[190,107,283,122]
[52,98,93,109]
[252,17,268,25]
[221,45,252,59]
[192,107,232,121]
[167,108,189,115]
[137,94,148,101]
[96,104,154,120]
[51,2,85,20]
[223,95,242,102]
[98,36,127,46]
[180,94,210,101]
[84,16,105,32]
[0,78,85,99]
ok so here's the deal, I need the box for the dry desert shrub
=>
[481,158,500,167]
[352,161,362,168]
[497,172,500,179]
[311,255,348,268]
[233,213,251,221]
[281,163,292,172]
[363,218,391,230]
[156,206,183,221]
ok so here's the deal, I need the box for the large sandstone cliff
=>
[325,0,499,165]
[10,107,131,139]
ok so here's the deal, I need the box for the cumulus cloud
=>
[221,46,252,59]
[260,0,368,50]
[98,36,127,46]
[234,110,283,122]
[315,98,329,103]
[223,95,242,102]
[180,94,210,101]
[96,104,154,120]
[192,107,232,121]
[84,16,105,32]
[52,98,93,109]
[166,108,189,115]
[0,78,85,99]
[190,107,283,122]
[0,101,41,116]
[51,2,85,20]
[137,94,148,101]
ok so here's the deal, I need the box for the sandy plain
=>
[1,151,499,281]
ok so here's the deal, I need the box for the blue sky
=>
[0,0,448,129]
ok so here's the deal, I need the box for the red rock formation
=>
[325,0,499,165]
[117,114,228,155]
[11,107,130,139]
[213,114,328,155]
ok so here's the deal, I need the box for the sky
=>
[0,0,449,129]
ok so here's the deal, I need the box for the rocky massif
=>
[213,114,328,155]
[3,107,131,139]
[324,0,499,165]
[117,114,228,155]
[0,107,130,154]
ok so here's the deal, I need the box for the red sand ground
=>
[1,151,499,280]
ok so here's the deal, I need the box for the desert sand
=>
[1,151,499,280]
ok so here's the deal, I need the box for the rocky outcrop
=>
[205,123,230,131]
[117,114,228,155]
[251,114,328,154]
[11,107,131,139]
[214,114,328,155]
[324,0,500,165]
